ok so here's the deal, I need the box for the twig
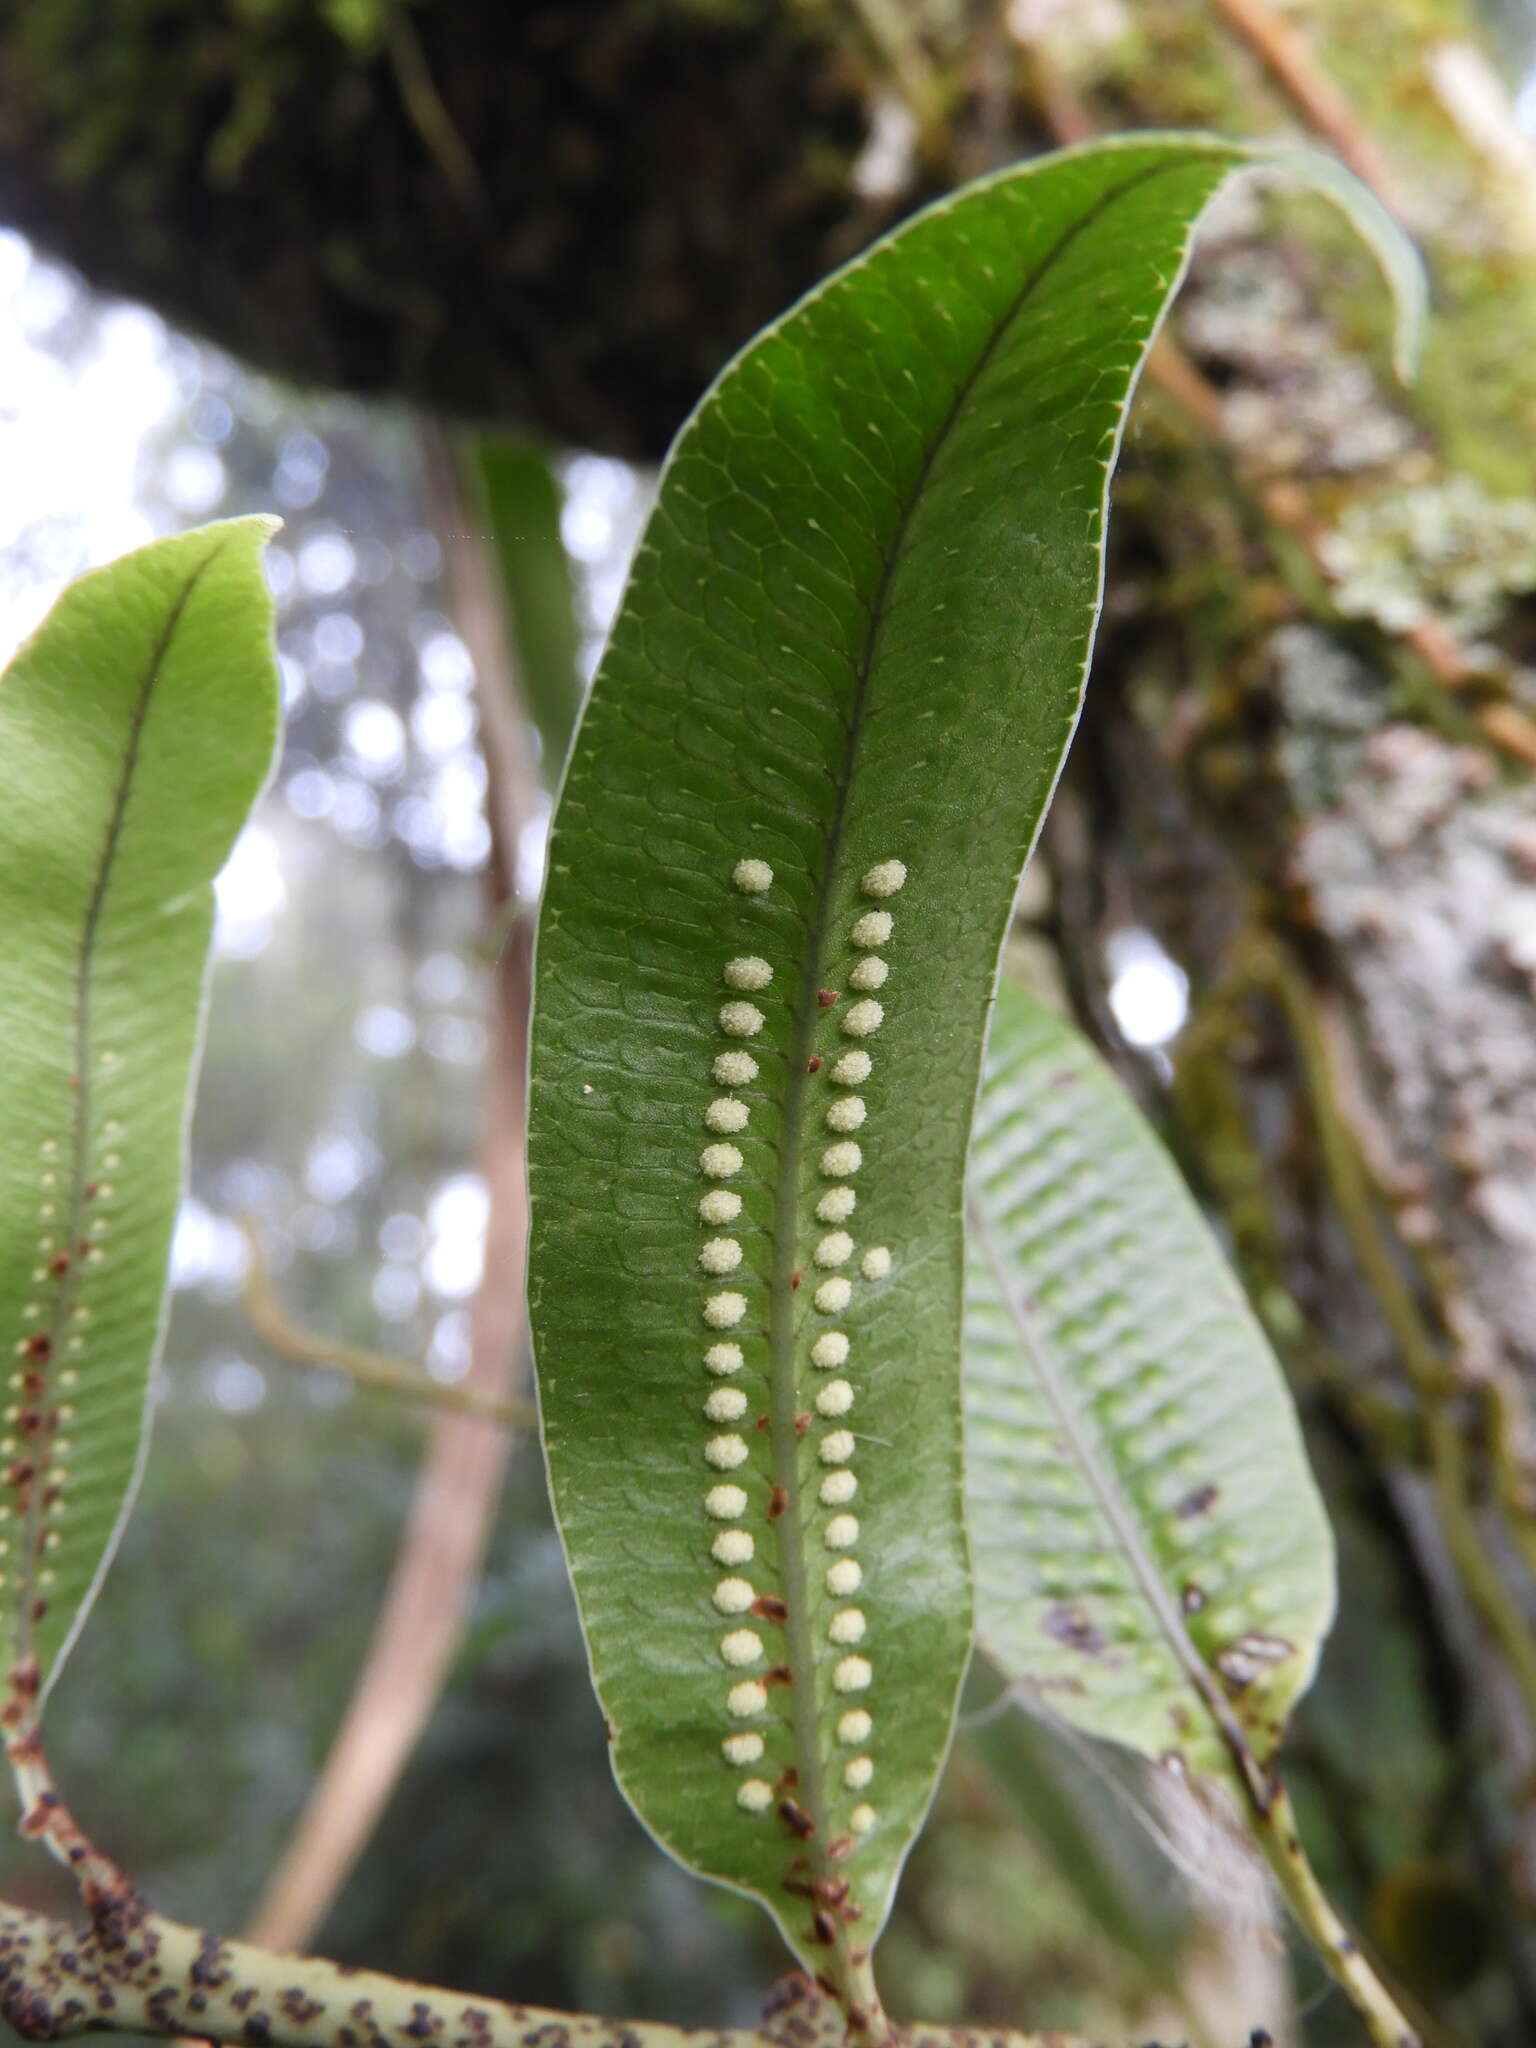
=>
[1483,1369,1536,1579]
[1425,1407,1536,1727]
[1,1693,133,1924]
[241,1221,533,1429]
[378,1,489,218]
[1472,700,1536,773]
[1241,940,1447,1402]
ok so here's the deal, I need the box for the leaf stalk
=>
[1252,1781,1422,2048]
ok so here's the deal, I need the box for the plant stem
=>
[0,1898,772,2048]
[378,1,489,217]
[0,1896,1100,2048]
[1252,1782,1422,2048]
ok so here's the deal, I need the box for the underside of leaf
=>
[0,519,280,1703]
[965,981,1336,1787]
[526,137,1276,1996]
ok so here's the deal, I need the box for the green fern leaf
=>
[525,135,1418,2006]
[966,981,1334,1786]
[0,519,281,1703]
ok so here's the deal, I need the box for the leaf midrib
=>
[761,153,1194,1926]
[15,541,225,1677]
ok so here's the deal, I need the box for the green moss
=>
[0,0,869,453]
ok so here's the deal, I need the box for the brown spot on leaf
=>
[1177,1483,1219,1519]
[1215,1632,1294,1692]
[817,989,839,1007]
[1042,1602,1105,1655]
[779,1798,815,1838]
[806,1055,823,1073]
[752,1595,789,1622]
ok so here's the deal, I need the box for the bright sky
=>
[0,232,182,654]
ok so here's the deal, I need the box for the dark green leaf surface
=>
[527,136,1260,1994]
[526,134,1416,1993]
[966,983,1335,1785]
[0,520,280,1701]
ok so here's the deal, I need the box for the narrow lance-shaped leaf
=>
[527,136,1417,2006]
[469,433,586,774]
[965,979,1335,1788]
[0,519,281,1705]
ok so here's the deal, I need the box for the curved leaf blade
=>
[527,134,1265,1992]
[965,981,1335,1787]
[468,433,585,772]
[0,519,281,1701]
